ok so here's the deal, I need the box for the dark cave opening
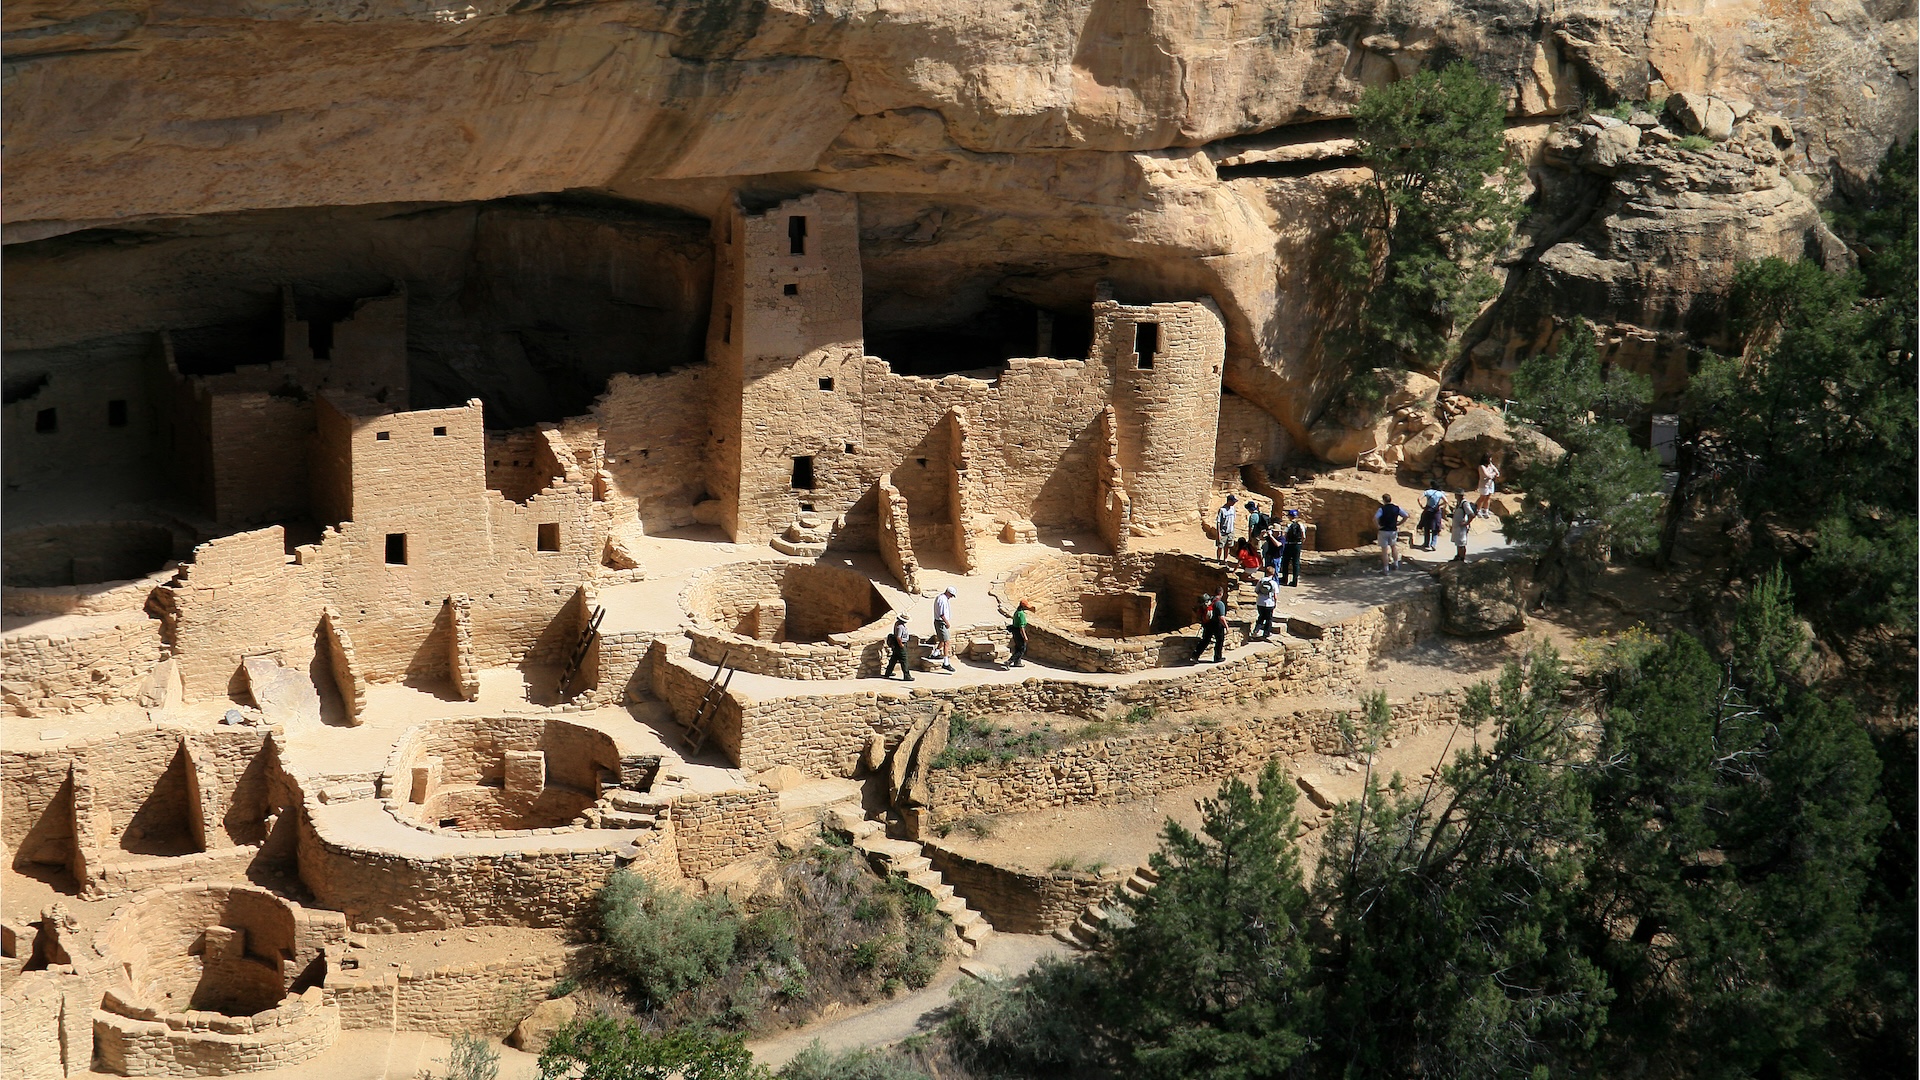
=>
[865,298,1094,378]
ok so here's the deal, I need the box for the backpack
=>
[1285,522,1304,547]
[1256,579,1275,602]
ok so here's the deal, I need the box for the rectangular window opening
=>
[788,215,808,256]
[537,522,560,552]
[844,442,856,453]
[722,304,733,344]
[791,455,816,490]
[108,400,129,428]
[783,283,799,297]
[1134,322,1160,369]
[34,408,57,434]
[799,501,815,513]
[432,426,447,437]
[819,377,834,391]
[384,533,408,566]
[375,430,391,441]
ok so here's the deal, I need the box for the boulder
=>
[1700,97,1735,140]
[1508,426,1568,475]
[1439,559,1528,635]
[1438,408,1514,471]
[751,764,806,792]
[1308,370,1440,465]
[1668,91,1714,134]
[510,995,578,1054]
[1580,122,1641,174]
[241,656,321,726]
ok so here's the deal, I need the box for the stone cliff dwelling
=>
[4,0,1908,1067]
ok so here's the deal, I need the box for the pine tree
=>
[1334,61,1524,370]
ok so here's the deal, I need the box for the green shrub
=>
[537,1017,768,1080]
[598,870,739,1007]
[442,1033,498,1080]
[776,1042,932,1080]
[1677,134,1713,151]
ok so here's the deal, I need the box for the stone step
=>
[1068,917,1101,945]
[597,809,662,829]
[884,854,933,876]
[907,871,954,901]
[960,922,993,946]
[770,537,827,557]
[1051,927,1082,947]
[855,836,924,860]
[936,894,969,917]
[949,906,985,932]
[1122,878,1153,898]
[1135,865,1160,884]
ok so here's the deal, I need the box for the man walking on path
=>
[1374,493,1406,572]
[1280,509,1305,587]
[1252,568,1279,640]
[1450,490,1474,562]
[1191,587,1229,663]
[931,587,956,671]
[1214,495,1238,562]
[1417,486,1445,550]
[884,614,914,680]
[1006,600,1032,669]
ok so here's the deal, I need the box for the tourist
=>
[1006,600,1032,669]
[1234,537,1262,571]
[1450,489,1474,562]
[1191,586,1229,663]
[1417,485,1445,550]
[932,586,956,672]
[1261,518,1285,573]
[1280,509,1305,587]
[1374,493,1406,572]
[1476,454,1500,518]
[1244,500,1268,547]
[1252,568,1279,641]
[1214,495,1238,561]
[884,614,914,680]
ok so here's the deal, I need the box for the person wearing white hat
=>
[932,587,956,671]
[884,613,914,681]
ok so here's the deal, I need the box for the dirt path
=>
[746,932,1069,1070]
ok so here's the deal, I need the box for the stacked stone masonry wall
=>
[2,611,166,715]
[921,839,1116,935]
[670,788,779,876]
[329,948,568,1037]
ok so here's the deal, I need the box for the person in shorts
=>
[932,587,955,671]
[1375,493,1406,572]
[1214,495,1239,561]
[1476,455,1501,518]
[1450,489,1474,562]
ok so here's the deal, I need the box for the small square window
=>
[375,431,391,441]
[107,400,129,427]
[783,283,798,297]
[537,523,560,552]
[433,426,447,437]
[799,502,815,513]
[844,442,856,453]
[35,408,57,434]
[819,377,834,391]
[384,533,408,565]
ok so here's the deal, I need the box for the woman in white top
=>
[1475,455,1500,518]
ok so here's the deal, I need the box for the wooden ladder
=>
[558,605,606,697]
[683,653,733,756]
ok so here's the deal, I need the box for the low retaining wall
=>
[921,838,1117,934]
[330,947,570,1037]
[670,788,780,877]
[687,627,887,681]
[1,612,166,715]
[919,692,1463,823]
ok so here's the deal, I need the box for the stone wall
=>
[921,691,1463,824]
[1,971,74,1080]
[875,471,919,593]
[2,611,166,715]
[93,987,339,1077]
[329,947,569,1037]
[1,565,176,618]
[670,788,779,876]
[921,839,1117,935]
[594,368,715,533]
[1100,297,1228,528]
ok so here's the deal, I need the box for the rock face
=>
[1439,559,1528,635]
[1,0,1910,454]
[1463,100,1852,399]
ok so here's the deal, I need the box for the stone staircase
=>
[1053,863,1158,949]
[770,517,829,557]
[587,787,672,830]
[826,807,994,956]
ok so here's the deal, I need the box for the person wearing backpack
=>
[1450,489,1474,562]
[1244,501,1268,550]
[1191,587,1228,663]
[1252,568,1279,640]
[1417,486,1445,550]
[1280,509,1305,587]
[1005,600,1033,669]
[883,614,914,681]
[1374,493,1406,572]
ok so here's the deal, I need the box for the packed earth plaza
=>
[2,0,1914,1076]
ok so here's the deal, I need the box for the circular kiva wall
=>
[992,552,1235,673]
[2,521,182,588]
[682,560,896,679]
[383,715,618,835]
[90,883,344,1076]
